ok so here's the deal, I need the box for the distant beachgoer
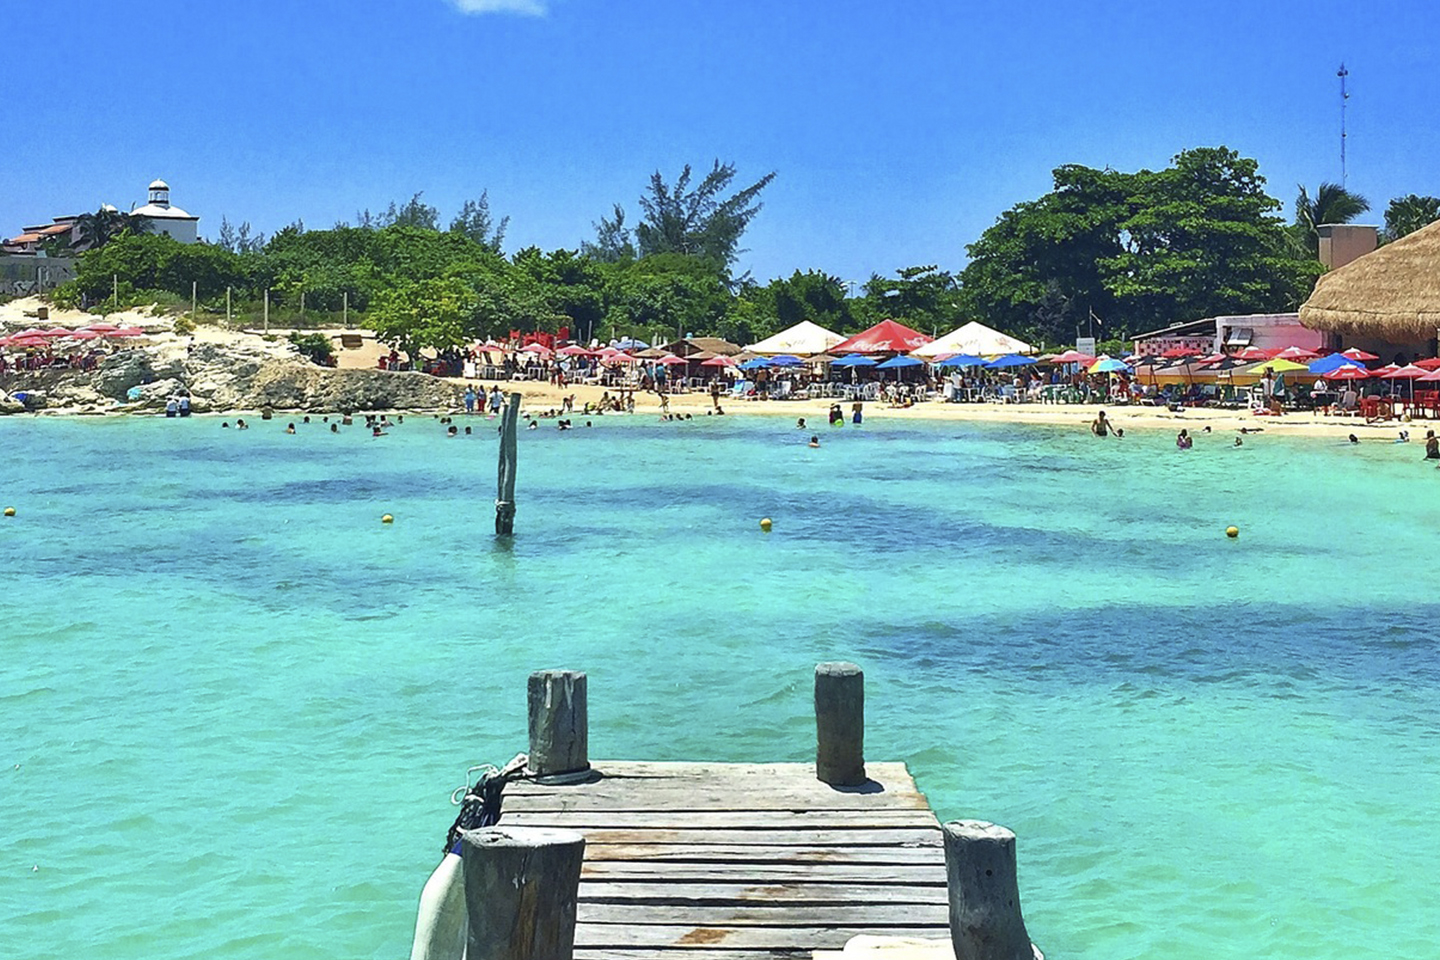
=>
[464,387,476,414]
[1203,425,1212,433]
[1176,429,1192,450]
[527,420,538,430]
[1090,410,1116,437]
[447,425,458,437]
[236,419,248,430]
[330,423,338,433]
[1348,434,1359,444]
[852,402,863,425]
[489,387,503,414]
[1234,437,1243,446]
[809,435,820,448]
[797,417,807,429]
[464,426,472,435]
[1425,430,1439,460]
[302,415,310,424]
[828,404,843,426]
[221,422,230,429]
[342,414,353,425]
[1396,430,1410,444]
[179,396,191,417]
[585,421,592,427]
[372,426,386,437]
[165,398,178,418]
[716,405,725,416]
[285,423,296,434]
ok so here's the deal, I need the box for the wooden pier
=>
[502,760,950,957]
[445,666,1039,960]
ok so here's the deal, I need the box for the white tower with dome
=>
[131,179,199,243]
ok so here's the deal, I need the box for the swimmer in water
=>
[809,435,820,448]
[285,423,296,434]
[1176,429,1192,450]
[221,422,230,428]
[1234,437,1243,446]
[797,417,807,429]
[527,420,538,430]
[236,419,248,430]
[1090,410,1117,437]
[330,423,338,433]
[1348,434,1359,444]
[1425,430,1439,460]
[447,425,458,437]
[372,426,386,437]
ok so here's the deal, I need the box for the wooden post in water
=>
[460,826,585,960]
[528,670,589,780]
[943,820,1034,960]
[814,661,865,786]
[495,392,521,535]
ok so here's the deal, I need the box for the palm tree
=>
[1383,194,1440,241]
[72,207,129,250]
[1294,182,1370,255]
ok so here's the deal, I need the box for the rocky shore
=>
[1,328,464,416]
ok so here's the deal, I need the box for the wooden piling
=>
[495,392,521,535]
[528,670,590,780]
[943,820,1034,960]
[814,662,865,786]
[460,826,585,960]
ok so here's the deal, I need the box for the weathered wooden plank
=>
[565,827,941,847]
[578,902,948,926]
[502,789,929,812]
[580,861,945,883]
[575,953,811,960]
[551,760,915,781]
[511,778,922,801]
[575,924,950,949]
[577,881,949,906]
[584,843,942,865]
[502,809,939,830]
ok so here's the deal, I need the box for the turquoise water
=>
[3,413,1438,959]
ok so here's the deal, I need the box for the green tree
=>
[628,161,776,276]
[73,207,150,250]
[368,276,476,360]
[582,204,636,263]
[1383,194,1440,241]
[860,265,961,336]
[379,193,439,230]
[1293,182,1370,254]
[449,191,509,252]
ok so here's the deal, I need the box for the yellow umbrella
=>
[1228,357,1310,384]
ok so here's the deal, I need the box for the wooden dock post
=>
[943,820,1034,960]
[528,670,590,780]
[814,661,866,786]
[495,392,521,535]
[460,826,585,960]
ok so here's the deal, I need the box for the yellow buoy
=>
[759,517,773,531]
[381,514,394,524]
[1226,525,1239,538]
[3,507,14,517]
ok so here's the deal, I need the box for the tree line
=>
[52,151,1439,354]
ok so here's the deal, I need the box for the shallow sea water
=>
[3,413,1438,959]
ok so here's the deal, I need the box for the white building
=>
[131,179,199,243]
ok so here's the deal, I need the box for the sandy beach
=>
[471,378,1425,441]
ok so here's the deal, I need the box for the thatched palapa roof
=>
[1300,219,1440,339]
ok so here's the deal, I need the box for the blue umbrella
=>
[615,336,649,350]
[739,358,773,371]
[876,355,923,369]
[985,353,1034,369]
[769,354,804,367]
[936,353,987,368]
[1309,352,1360,374]
[831,354,878,368]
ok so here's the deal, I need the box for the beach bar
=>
[436,665,1041,960]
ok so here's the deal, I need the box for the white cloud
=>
[446,0,548,15]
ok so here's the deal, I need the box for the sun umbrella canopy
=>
[936,353,988,368]
[745,320,846,356]
[556,344,592,356]
[656,354,688,366]
[830,319,932,354]
[1273,346,1320,361]
[1233,346,1274,361]
[830,354,878,367]
[877,355,923,369]
[738,358,772,371]
[1324,364,1373,380]
[40,328,73,338]
[1159,346,1198,358]
[700,355,736,367]
[521,342,552,356]
[602,352,635,364]
[81,322,120,333]
[1309,353,1364,374]
[614,337,648,350]
[912,321,1032,359]
[1047,350,1097,365]
[769,354,804,367]
[1381,364,1430,379]
[1089,357,1132,373]
[110,327,145,337]
[987,353,1035,369]
[1418,369,1440,382]
[1341,347,1380,361]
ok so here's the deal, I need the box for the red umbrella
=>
[1414,358,1440,371]
[831,319,932,354]
[521,342,552,356]
[1234,346,1271,361]
[700,355,736,367]
[1418,369,1440,382]
[1160,346,1198,358]
[81,322,120,333]
[1382,364,1429,379]
[1273,346,1319,361]
[1341,347,1379,362]
[602,352,634,364]
[656,353,687,366]
[64,329,101,340]
[109,327,145,337]
[6,336,50,349]
[1372,363,1401,377]
[40,327,74,338]
[1048,350,1096,365]
[1324,365,1372,380]
[556,344,593,357]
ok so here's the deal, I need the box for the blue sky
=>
[5,0,1437,283]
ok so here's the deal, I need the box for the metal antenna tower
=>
[1338,63,1350,186]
